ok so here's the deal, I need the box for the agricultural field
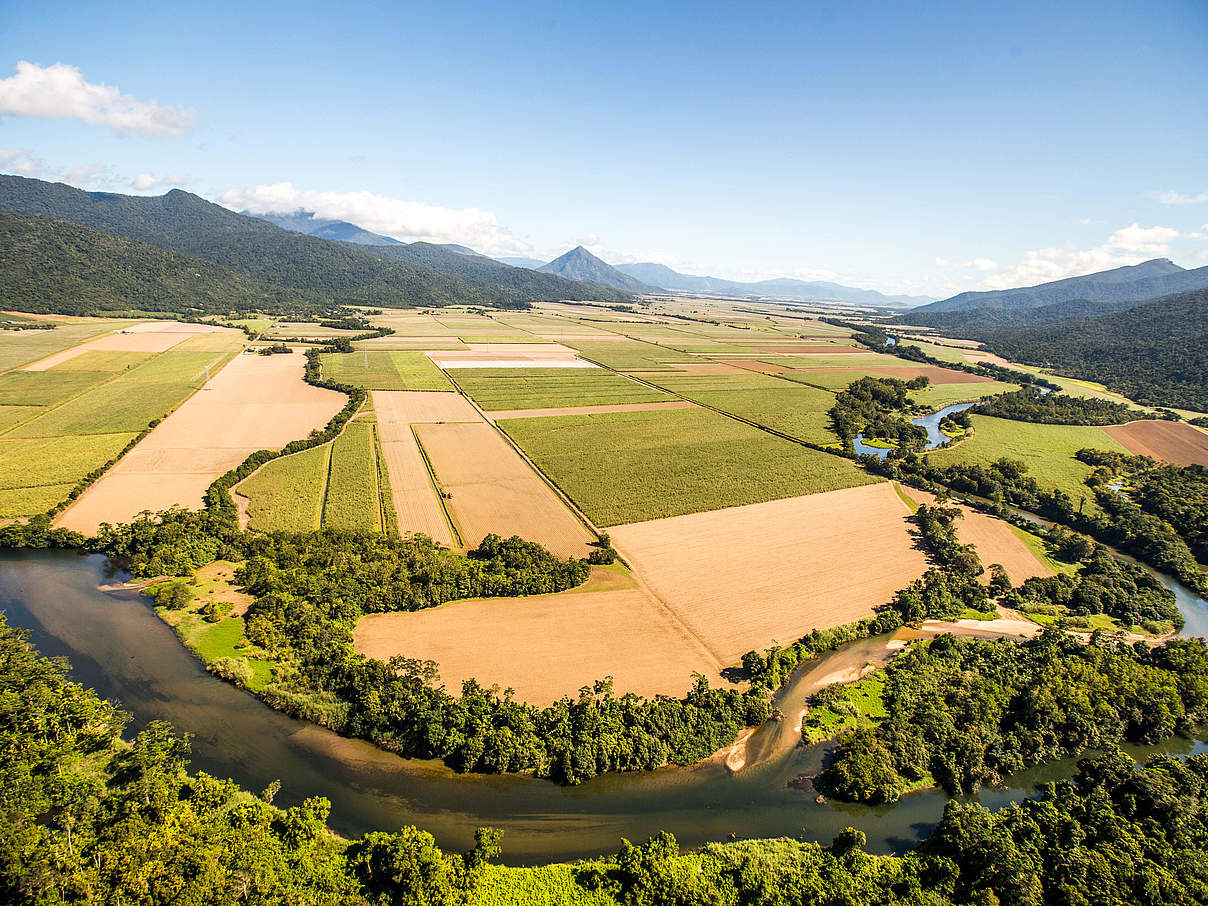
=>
[322,419,387,531]
[238,444,329,532]
[788,365,993,390]
[500,406,875,526]
[925,414,1130,509]
[57,347,344,534]
[565,338,698,371]
[0,319,133,372]
[608,482,930,664]
[909,379,1018,410]
[0,324,246,519]
[354,564,719,704]
[448,367,672,410]
[320,349,454,391]
[1102,419,1208,467]
[413,420,595,557]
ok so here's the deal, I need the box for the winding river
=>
[2,549,1205,865]
[854,403,975,458]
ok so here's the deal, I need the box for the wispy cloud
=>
[0,148,39,176]
[0,61,195,138]
[1157,190,1208,205]
[131,172,192,192]
[217,182,530,255]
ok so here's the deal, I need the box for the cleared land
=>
[354,566,719,704]
[926,415,1130,510]
[609,483,930,664]
[500,407,874,526]
[321,349,454,391]
[414,421,595,557]
[57,350,344,534]
[449,367,671,410]
[899,486,1055,583]
[1102,420,1208,467]
[372,390,479,546]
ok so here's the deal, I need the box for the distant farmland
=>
[449,367,671,410]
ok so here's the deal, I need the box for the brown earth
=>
[609,482,931,666]
[483,401,697,420]
[56,352,345,534]
[22,321,213,370]
[1102,420,1208,467]
[414,420,595,558]
[353,566,720,704]
[899,486,1054,584]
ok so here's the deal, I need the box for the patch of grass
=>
[801,672,888,744]
[0,369,111,406]
[320,349,453,391]
[322,420,383,531]
[472,864,617,906]
[565,339,698,371]
[450,368,671,410]
[175,613,272,691]
[239,444,330,532]
[958,607,998,621]
[500,407,876,525]
[0,433,137,488]
[1007,523,1079,577]
[0,483,77,517]
[910,380,1018,410]
[926,415,1130,514]
[893,482,920,513]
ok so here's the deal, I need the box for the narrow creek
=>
[1,549,1203,865]
[854,402,975,458]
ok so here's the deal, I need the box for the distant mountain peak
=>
[539,246,653,293]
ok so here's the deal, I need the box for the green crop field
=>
[0,433,136,489]
[926,414,1130,510]
[0,321,128,373]
[0,483,78,518]
[565,339,698,371]
[501,406,875,525]
[8,380,196,437]
[675,387,838,445]
[0,369,112,406]
[643,372,793,393]
[449,368,671,410]
[320,349,453,391]
[761,353,901,369]
[0,406,35,432]
[50,350,154,372]
[322,420,384,531]
[239,444,330,532]
[910,380,1017,410]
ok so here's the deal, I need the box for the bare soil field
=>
[484,401,696,420]
[353,567,719,704]
[609,482,931,665]
[56,352,344,534]
[899,486,1054,583]
[371,390,480,546]
[22,321,220,371]
[413,421,595,557]
[1103,420,1208,467]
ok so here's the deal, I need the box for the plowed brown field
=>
[1103,420,1208,467]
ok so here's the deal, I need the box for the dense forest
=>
[818,631,1208,804]
[926,288,1208,410]
[7,614,1208,904]
[970,387,1152,425]
[0,175,631,311]
[828,375,930,451]
[0,210,323,315]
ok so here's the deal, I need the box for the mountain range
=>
[538,246,654,293]
[0,176,630,310]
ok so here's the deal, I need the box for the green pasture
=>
[449,368,671,410]
[321,349,454,391]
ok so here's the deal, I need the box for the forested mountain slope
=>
[0,209,318,315]
[540,246,654,292]
[975,288,1208,409]
[0,176,625,308]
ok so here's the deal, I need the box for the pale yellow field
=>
[414,420,596,558]
[608,482,932,665]
[57,352,345,533]
[484,400,696,420]
[22,321,223,370]
[354,567,719,704]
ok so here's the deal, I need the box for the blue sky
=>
[0,0,1205,297]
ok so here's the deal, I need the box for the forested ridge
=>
[0,175,631,311]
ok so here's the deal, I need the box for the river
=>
[1,549,1204,865]
[854,403,975,458]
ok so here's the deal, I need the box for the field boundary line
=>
[410,425,462,548]
[441,370,605,542]
[317,440,336,528]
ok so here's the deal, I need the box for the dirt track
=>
[1103,420,1208,467]
[57,352,344,534]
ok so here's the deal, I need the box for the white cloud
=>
[62,163,112,187]
[935,256,998,271]
[970,223,1184,290]
[0,61,194,138]
[1157,190,1208,205]
[217,182,530,255]
[0,148,40,176]
[131,172,192,191]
